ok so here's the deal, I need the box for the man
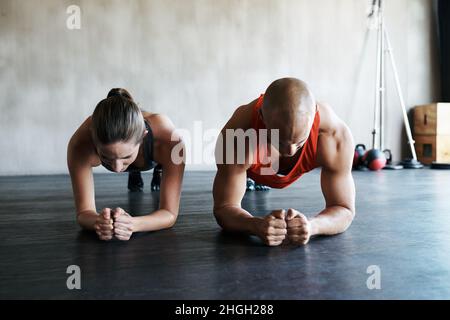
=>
[213,77,355,246]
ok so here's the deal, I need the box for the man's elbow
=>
[213,206,227,229]
[342,206,355,231]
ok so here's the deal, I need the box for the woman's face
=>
[96,141,140,173]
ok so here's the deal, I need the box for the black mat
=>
[1,169,449,299]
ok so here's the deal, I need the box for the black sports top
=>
[101,120,158,172]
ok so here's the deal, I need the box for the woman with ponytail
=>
[67,88,185,241]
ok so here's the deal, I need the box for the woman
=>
[67,88,185,241]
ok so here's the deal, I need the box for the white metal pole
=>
[372,0,382,150]
[379,0,386,151]
[384,27,418,160]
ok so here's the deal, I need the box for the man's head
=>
[261,77,316,157]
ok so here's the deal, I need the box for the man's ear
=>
[142,130,148,139]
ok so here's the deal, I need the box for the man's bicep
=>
[213,164,247,210]
[320,168,355,213]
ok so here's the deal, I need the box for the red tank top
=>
[246,94,321,189]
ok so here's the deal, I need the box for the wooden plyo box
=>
[414,103,450,165]
[414,103,450,136]
[414,134,450,165]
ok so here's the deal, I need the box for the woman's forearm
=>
[132,209,177,232]
[77,209,177,233]
[77,210,98,231]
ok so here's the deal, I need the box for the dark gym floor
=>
[1,168,450,300]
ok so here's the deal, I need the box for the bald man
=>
[213,78,355,246]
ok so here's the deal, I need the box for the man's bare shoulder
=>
[316,102,354,172]
[215,98,259,171]
[221,98,258,132]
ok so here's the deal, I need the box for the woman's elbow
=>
[165,211,178,229]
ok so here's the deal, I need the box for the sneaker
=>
[151,166,162,192]
[128,171,144,192]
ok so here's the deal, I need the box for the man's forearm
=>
[310,206,354,236]
[214,206,259,235]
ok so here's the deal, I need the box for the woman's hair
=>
[91,88,145,145]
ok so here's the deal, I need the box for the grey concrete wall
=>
[0,0,440,175]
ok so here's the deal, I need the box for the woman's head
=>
[91,88,147,172]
